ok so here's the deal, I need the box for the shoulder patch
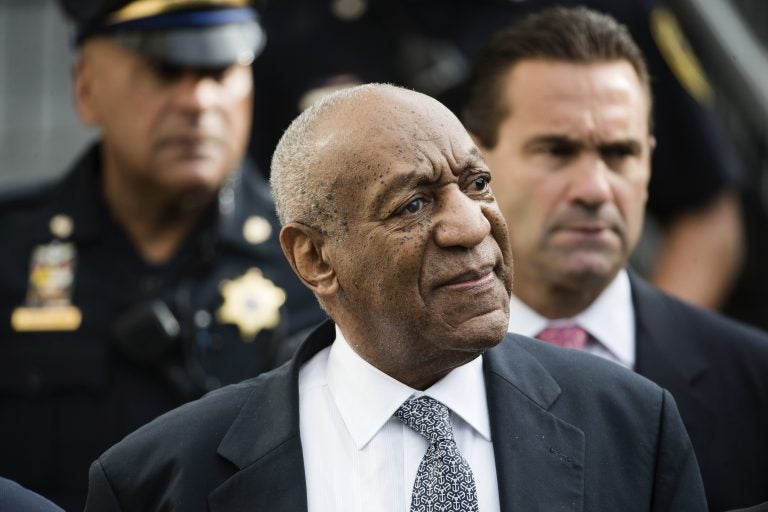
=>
[650,6,713,105]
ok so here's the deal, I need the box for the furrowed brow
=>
[372,167,434,213]
[522,135,583,152]
[599,139,643,155]
[456,147,487,170]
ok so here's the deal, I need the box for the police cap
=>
[59,0,265,68]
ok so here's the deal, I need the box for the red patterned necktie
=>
[535,325,589,350]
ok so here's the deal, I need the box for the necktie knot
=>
[394,396,453,444]
[536,324,589,350]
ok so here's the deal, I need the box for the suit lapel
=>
[630,273,715,450]
[208,321,336,512]
[485,334,585,512]
[206,324,586,511]
[630,273,709,386]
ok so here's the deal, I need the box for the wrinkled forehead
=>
[342,93,476,174]
[503,59,652,129]
[307,88,484,221]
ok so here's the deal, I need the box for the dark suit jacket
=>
[85,320,706,511]
[631,274,768,511]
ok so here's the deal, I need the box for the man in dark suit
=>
[464,7,768,511]
[85,84,706,511]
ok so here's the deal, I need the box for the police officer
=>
[0,1,325,509]
[249,0,746,313]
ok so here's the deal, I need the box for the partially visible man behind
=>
[0,0,324,509]
[465,7,768,511]
[85,83,705,511]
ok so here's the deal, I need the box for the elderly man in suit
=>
[84,83,706,511]
[465,7,768,511]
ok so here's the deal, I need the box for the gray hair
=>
[270,83,399,234]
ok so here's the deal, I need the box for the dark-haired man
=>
[465,7,768,511]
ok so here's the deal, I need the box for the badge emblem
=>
[11,241,82,331]
[216,268,286,341]
[49,214,74,239]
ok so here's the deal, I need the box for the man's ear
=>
[73,54,99,126]
[279,223,338,297]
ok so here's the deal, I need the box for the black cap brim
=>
[110,19,265,68]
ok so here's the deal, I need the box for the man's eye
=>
[601,145,635,160]
[201,66,230,82]
[471,176,489,192]
[152,62,184,82]
[547,144,576,158]
[402,198,425,214]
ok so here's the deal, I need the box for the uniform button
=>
[243,216,272,245]
[49,214,74,239]
[194,310,212,329]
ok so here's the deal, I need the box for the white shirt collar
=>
[507,270,635,367]
[327,325,492,450]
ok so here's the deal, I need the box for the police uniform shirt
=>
[0,143,326,510]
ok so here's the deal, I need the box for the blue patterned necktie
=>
[394,396,479,512]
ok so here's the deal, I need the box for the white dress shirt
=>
[507,270,636,368]
[298,325,500,512]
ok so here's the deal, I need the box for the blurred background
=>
[0,1,95,188]
[1,0,767,329]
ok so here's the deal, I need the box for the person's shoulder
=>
[0,476,63,512]
[0,144,97,220]
[90,379,261,498]
[96,358,297,466]
[0,175,62,217]
[495,333,666,419]
[507,332,658,392]
[87,360,299,508]
[102,376,265,460]
[679,296,768,346]
[498,333,674,435]
[633,274,768,354]
[0,178,68,253]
